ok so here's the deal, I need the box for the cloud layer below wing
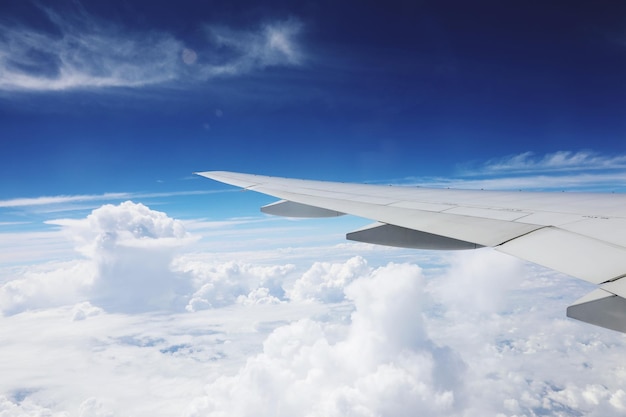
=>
[1,201,625,416]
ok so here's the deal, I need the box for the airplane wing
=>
[196,170,626,333]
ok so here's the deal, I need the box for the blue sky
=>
[1,2,626,416]
[1,0,625,201]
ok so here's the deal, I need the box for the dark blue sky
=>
[1,0,625,201]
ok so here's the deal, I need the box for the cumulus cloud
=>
[57,201,193,312]
[2,200,311,315]
[185,262,466,417]
[0,260,94,315]
[0,201,194,314]
[71,301,104,321]
[430,249,524,314]
[60,200,190,253]
[0,6,304,92]
[0,396,69,417]
[288,255,370,302]
[236,286,283,306]
[181,253,626,417]
[178,260,294,311]
[422,251,626,417]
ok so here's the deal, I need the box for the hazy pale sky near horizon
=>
[1,1,626,416]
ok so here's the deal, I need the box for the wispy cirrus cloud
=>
[0,193,131,208]
[200,18,304,77]
[410,172,626,192]
[0,190,226,208]
[0,6,304,92]
[393,150,626,192]
[476,150,626,175]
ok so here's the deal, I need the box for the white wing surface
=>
[196,171,626,333]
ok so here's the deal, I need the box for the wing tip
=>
[194,170,231,179]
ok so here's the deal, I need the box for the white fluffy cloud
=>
[288,255,370,302]
[185,262,465,417]
[0,201,194,314]
[56,201,192,312]
[423,251,626,417]
[3,201,320,315]
[431,248,524,314]
[0,260,94,315]
[178,260,295,311]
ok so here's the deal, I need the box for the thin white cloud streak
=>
[386,150,626,191]
[0,189,226,208]
[392,150,626,191]
[0,192,131,208]
[0,7,304,92]
[180,236,435,273]
[183,216,279,231]
[0,229,74,265]
[185,218,348,248]
[474,150,626,175]
[410,172,626,191]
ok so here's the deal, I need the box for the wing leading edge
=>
[196,171,626,333]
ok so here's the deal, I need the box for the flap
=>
[347,222,481,250]
[567,289,626,333]
[261,200,344,218]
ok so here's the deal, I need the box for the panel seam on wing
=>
[600,274,626,285]
[493,225,551,247]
